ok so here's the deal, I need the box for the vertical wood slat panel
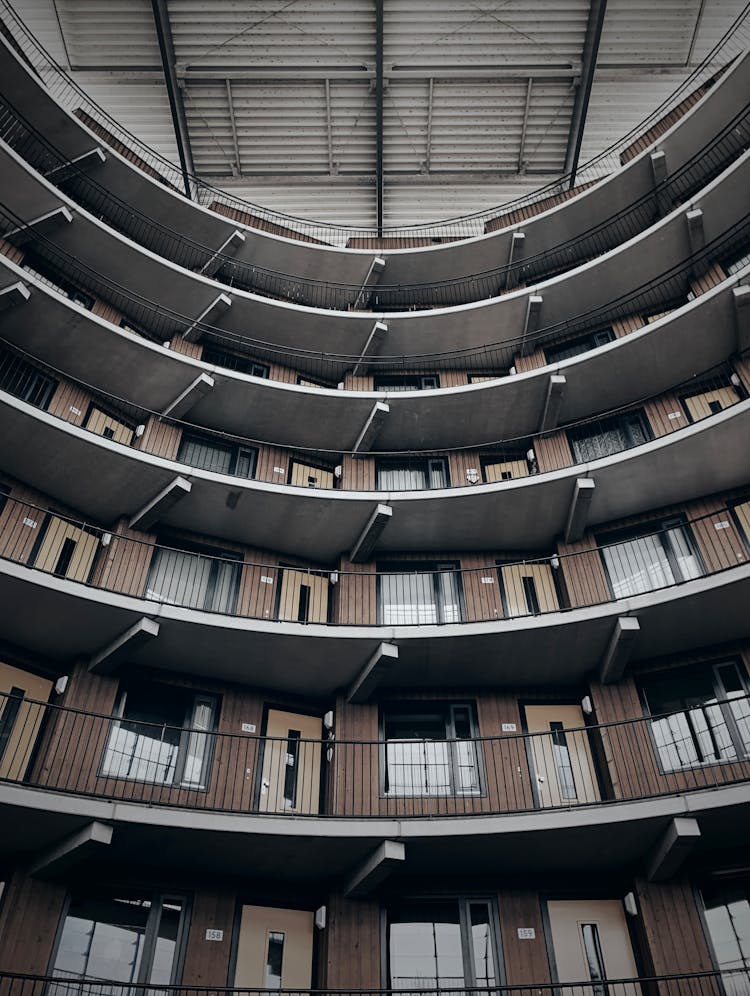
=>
[498,889,551,987]
[535,431,572,472]
[325,894,381,988]
[0,873,67,973]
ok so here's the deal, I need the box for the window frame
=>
[567,409,651,463]
[376,560,465,625]
[597,515,705,599]
[373,374,440,391]
[0,348,58,411]
[543,328,615,365]
[145,537,243,614]
[99,681,219,790]
[177,430,258,480]
[375,456,449,491]
[201,343,270,379]
[638,659,750,773]
[379,701,484,798]
[383,895,505,990]
[48,888,191,987]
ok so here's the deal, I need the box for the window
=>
[177,431,257,479]
[701,877,750,990]
[568,411,650,463]
[0,350,58,410]
[50,891,187,990]
[641,661,750,771]
[202,344,270,379]
[723,246,750,276]
[373,374,440,392]
[376,458,448,490]
[101,682,217,788]
[145,541,241,614]
[22,252,94,310]
[544,329,615,364]
[387,899,501,990]
[382,703,481,796]
[600,517,703,598]
[378,561,463,624]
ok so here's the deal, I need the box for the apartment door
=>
[234,905,314,989]
[277,568,330,623]
[501,564,559,616]
[524,704,600,807]
[34,516,99,582]
[0,663,52,781]
[546,899,640,992]
[258,709,323,814]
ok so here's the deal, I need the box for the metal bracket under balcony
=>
[348,641,399,703]
[352,320,388,377]
[43,147,106,185]
[0,281,30,313]
[350,504,392,562]
[646,817,701,881]
[352,256,386,309]
[161,372,215,419]
[344,840,406,897]
[600,616,641,683]
[182,293,232,343]
[520,294,543,357]
[539,374,566,432]
[734,285,750,355]
[89,616,160,675]
[4,206,73,246]
[129,476,192,529]
[199,229,245,278]
[30,821,113,879]
[353,401,389,453]
[504,231,527,291]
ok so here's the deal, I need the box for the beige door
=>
[734,500,750,543]
[547,899,640,991]
[483,458,529,482]
[85,406,135,446]
[524,705,600,807]
[0,662,52,781]
[34,516,99,583]
[234,905,314,989]
[501,563,559,616]
[277,568,330,623]
[683,386,740,422]
[259,709,323,814]
[289,461,334,489]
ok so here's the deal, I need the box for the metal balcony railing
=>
[1,198,749,382]
[0,494,747,626]
[0,89,748,308]
[0,338,744,491]
[0,968,748,996]
[1,0,749,244]
[2,689,749,819]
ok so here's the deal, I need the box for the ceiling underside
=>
[9,0,748,226]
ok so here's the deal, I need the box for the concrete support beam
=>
[732,285,750,356]
[5,206,73,245]
[344,839,406,897]
[353,256,387,309]
[352,321,388,377]
[563,477,595,542]
[89,617,160,675]
[129,476,192,529]
[539,374,567,432]
[161,372,215,418]
[44,147,106,185]
[348,641,399,703]
[505,231,526,291]
[199,229,246,277]
[520,294,543,356]
[686,209,706,278]
[650,150,670,218]
[30,821,113,879]
[646,817,701,882]
[0,281,31,313]
[350,504,392,562]
[182,293,232,342]
[353,401,389,453]
[600,616,641,684]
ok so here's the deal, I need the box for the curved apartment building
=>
[0,4,749,996]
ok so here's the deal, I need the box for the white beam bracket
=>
[182,293,232,342]
[44,147,106,185]
[352,256,387,309]
[89,617,160,675]
[199,229,246,277]
[646,817,701,882]
[4,206,74,245]
[348,642,399,703]
[686,209,706,278]
[30,821,113,879]
[350,503,392,562]
[161,372,215,419]
[600,616,640,684]
[520,294,543,356]
[129,476,192,530]
[732,284,750,356]
[353,401,389,453]
[352,321,388,377]
[344,840,406,897]
[505,231,527,290]
[539,374,566,432]
[0,281,31,313]
[650,150,670,218]
[563,477,595,542]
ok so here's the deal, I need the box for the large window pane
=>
[380,571,437,624]
[146,547,239,614]
[602,533,674,596]
[702,880,750,995]
[389,902,464,989]
[383,708,480,797]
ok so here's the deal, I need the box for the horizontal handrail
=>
[0,89,748,309]
[3,688,749,820]
[2,197,749,381]
[1,0,749,243]
[0,338,744,488]
[0,492,747,627]
[1,971,748,996]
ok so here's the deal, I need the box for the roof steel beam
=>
[178,67,581,82]
[151,0,196,199]
[564,0,608,186]
[375,0,385,235]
